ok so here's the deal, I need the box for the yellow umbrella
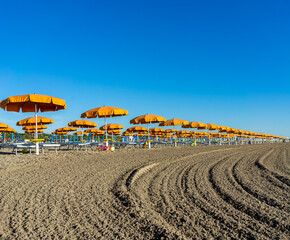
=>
[68,120,97,128]
[81,106,128,146]
[0,127,16,133]
[159,118,189,127]
[182,121,207,129]
[25,129,44,133]
[99,123,124,130]
[22,125,48,130]
[130,114,166,148]
[52,131,68,135]
[126,126,148,133]
[17,116,54,126]
[73,131,89,135]
[165,129,179,133]
[0,122,10,128]
[0,94,66,155]
[55,127,77,132]
[84,129,104,134]
[149,128,165,133]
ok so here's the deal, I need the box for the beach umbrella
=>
[100,124,124,141]
[0,127,17,142]
[81,106,128,146]
[149,128,165,133]
[17,116,54,126]
[0,94,66,155]
[0,127,16,133]
[25,129,44,133]
[160,119,189,142]
[73,131,89,135]
[52,131,68,135]
[130,114,166,148]
[182,121,207,130]
[126,126,148,133]
[68,120,97,128]
[55,127,78,132]
[22,125,48,130]
[68,120,97,141]
[159,118,189,127]
[0,122,10,128]
[218,126,230,132]
[84,128,104,134]
[165,129,179,133]
[99,123,124,130]
[122,131,133,136]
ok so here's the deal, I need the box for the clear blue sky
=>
[0,0,289,137]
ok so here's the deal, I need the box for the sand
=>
[0,144,289,239]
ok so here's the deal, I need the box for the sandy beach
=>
[0,144,289,239]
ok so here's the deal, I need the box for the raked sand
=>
[0,144,289,239]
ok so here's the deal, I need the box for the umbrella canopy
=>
[165,129,179,133]
[68,120,97,128]
[177,130,191,135]
[126,126,148,133]
[218,126,230,132]
[99,123,124,130]
[159,118,189,127]
[81,106,128,118]
[0,127,16,133]
[84,129,104,134]
[122,131,133,136]
[73,131,89,135]
[130,114,166,124]
[0,122,10,128]
[149,128,165,133]
[0,94,66,112]
[107,129,122,134]
[182,121,207,129]
[206,123,220,130]
[55,127,78,132]
[22,125,48,130]
[52,131,68,135]
[17,116,54,126]
[25,129,44,133]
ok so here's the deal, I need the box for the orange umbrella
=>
[84,129,104,134]
[0,94,66,155]
[149,128,165,133]
[25,129,44,133]
[81,106,128,118]
[99,123,124,130]
[130,114,166,124]
[126,126,148,133]
[182,121,207,129]
[68,120,97,128]
[130,114,166,148]
[0,127,16,133]
[165,129,179,133]
[159,118,189,127]
[0,122,10,128]
[122,131,133,136]
[17,116,54,126]
[73,131,89,135]
[52,131,68,135]
[81,106,128,146]
[22,125,48,130]
[55,127,77,132]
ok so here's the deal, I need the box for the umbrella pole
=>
[105,116,108,147]
[147,123,151,149]
[35,104,39,155]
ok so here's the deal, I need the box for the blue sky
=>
[0,0,289,137]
